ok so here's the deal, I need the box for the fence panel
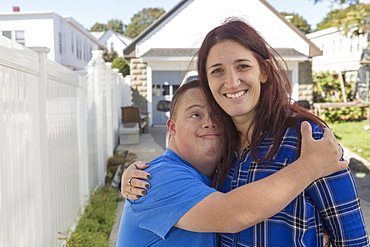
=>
[0,38,45,247]
[45,69,82,246]
[0,36,124,246]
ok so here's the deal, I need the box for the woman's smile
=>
[225,90,247,99]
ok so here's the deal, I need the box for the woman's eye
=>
[238,64,250,69]
[191,113,201,118]
[211,68,222,74]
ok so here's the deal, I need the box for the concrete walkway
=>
[109,127,370,246]
[109,131,165,247]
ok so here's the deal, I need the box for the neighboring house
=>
[307,26,369,81]
[91,29,133,58]
[123,0,322,125]
[0,8,100,70]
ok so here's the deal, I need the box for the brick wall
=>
[129,58,148,112]
[298,61,313,104]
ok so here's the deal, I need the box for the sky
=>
[1,0,370,30]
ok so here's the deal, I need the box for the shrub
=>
[322,107,364,123]
[59,185,122,247]
[112,58,130,77]
[312,71,363,122]
[312,71,354,102]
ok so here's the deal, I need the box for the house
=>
[123,0,322,125]
[307,26,369,81]
[91,29,133,58]
[0,8,100,70]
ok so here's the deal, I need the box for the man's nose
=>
[202,115,217,128]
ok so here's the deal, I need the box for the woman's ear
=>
[166,118,176,137]
[261,75,268,84]
[261,59,270,84]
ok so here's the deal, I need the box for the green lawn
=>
[329,121,370,162]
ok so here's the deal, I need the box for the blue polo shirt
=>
[116,149,217,247]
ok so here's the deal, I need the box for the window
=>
[110,42,114,51]
[83,43,86,61]
[152,85,161,96]
[15,31,24,45]
[162,84,170,96]
[71,32,74,53]
[357,36,360,51]
[76,38,80,59]
[332,40,335,54]
[172,85,180,95]
[79,40,82,59]
[2,31,11,39]
[2,30,25,45]
[59,32,62,54]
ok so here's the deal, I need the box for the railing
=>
[313,102,370,122]
[0,36,131,247]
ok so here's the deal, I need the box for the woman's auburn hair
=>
[196,18,327,186]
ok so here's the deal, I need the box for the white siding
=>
[307,27,368,73]
[136,0,311,58]
[0,12,99,70]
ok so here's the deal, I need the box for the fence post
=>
[105,63,113,156]
[112,68,120,148]
[92,50,105,185]
[29,46,52,246]
[76,71,90,206]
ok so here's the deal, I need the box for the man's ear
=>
[166,118,176,137]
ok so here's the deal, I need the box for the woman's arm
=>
[123,122,348,233]
[305,127,369,245]
[175,122,346,232]
[307,168,368,245]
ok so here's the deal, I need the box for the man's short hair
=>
[170,79,200,119]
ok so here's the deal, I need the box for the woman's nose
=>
[224,71,240,88]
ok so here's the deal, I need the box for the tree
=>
[112,58,130,76]
[102,49,118,62]
[315,3,370,36]
[312,0,359,4]
[90,19,124,34]
[124,8,165,39]
[311,0,370,35]
[90,23,107,32]
[280,12,311,34]
[107,19,124,34]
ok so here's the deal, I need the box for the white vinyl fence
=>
[0,36,131,247]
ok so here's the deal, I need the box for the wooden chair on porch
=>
[121,106,147,134]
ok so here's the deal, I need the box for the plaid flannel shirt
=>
[219,122,369,247]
